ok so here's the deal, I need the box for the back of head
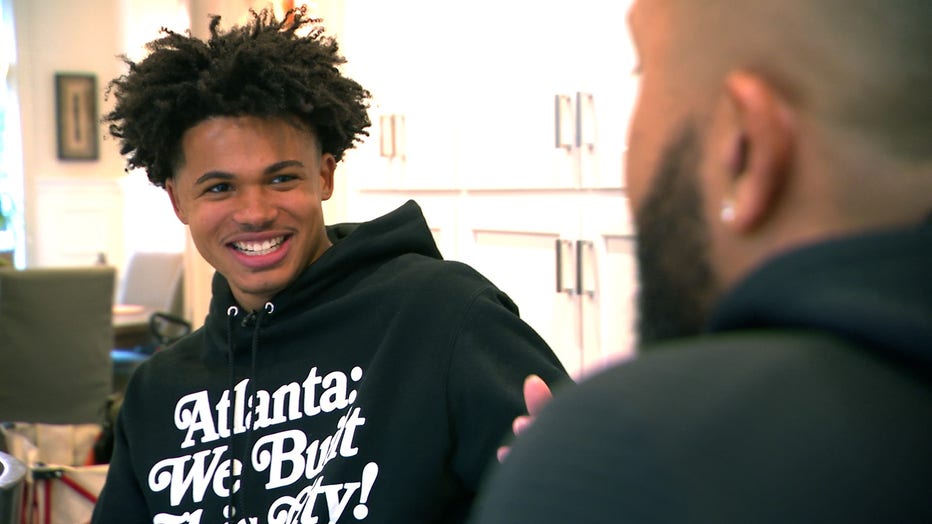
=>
[626,0,932,343]
[105,6,371,188]
[792,0,932,162]
[668,0,932,162]
[661,0,932,251]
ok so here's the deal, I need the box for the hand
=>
[497,374,552,462]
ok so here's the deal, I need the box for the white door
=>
[452,0,638,191]
[337,1,644,378]
[577,192,639,377]
[341,0,462,190]
[460,193,585,375]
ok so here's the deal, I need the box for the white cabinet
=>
[341,0,638,192]
[341,0,463,190]
[460,192,638,378]
[452,0,639,191]
[338,0,641,377]
[575,193,640,375]
[460,194,578,368]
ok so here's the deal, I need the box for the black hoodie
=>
[92,201,568,524]
[471,215,932,523]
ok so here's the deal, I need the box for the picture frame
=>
[55,73,99,160]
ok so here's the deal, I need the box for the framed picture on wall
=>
[55,73,99,160]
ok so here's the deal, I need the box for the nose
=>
[232,187,278,230]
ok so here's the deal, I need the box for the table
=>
[112,304,157,393]
[112,304,155,349]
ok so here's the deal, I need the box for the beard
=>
[634,123,720,347]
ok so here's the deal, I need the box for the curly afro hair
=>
[105,6,371,188]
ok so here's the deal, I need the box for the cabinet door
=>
[459,193,585,376]
[573,0,640,190]
[341,0,461,190]
[577,192,639,377]
[453,1,578,190]
[453,0,638,191]
[340,0,639,192]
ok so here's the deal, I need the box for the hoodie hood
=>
[708,214,932,367]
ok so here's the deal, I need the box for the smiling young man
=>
[166,116,336,313]
[91,8,567,524]
[470,0,932,522]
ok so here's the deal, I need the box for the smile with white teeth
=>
[232,236,285,256]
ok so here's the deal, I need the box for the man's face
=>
[626,1,721,344]
[166,116,336,312]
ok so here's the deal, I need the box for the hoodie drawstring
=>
[223,302,273,523]
[225,306,239,521]
[243,306,266,519]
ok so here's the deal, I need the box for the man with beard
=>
[471,0,932,522]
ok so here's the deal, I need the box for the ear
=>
[164,178,189,225]
[719,71,796,233]
[319,154,336,201]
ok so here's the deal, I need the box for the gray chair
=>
[117,251,184,317]
[0,266,115,425]
[114,252,188,350]
[111,252,187,394]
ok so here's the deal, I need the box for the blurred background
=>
[0,0,641,378]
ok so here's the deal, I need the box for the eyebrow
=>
[193,160,305,186]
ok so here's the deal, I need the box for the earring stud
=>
[721,199,736,223]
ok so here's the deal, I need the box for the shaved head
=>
[660,0,932,160]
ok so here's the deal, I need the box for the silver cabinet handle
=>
[555,239,576,294]
[576,239,595,297]
[379,114,406,159]
[554,94,574,150]
[379,115,394,158]
[576,92,596,150]
[393,115,406,160]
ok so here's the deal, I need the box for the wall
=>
[12,0,126,268]
[9,0,219,321]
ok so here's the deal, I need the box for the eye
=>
[206,182,232,194]
[270,174,298,184]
